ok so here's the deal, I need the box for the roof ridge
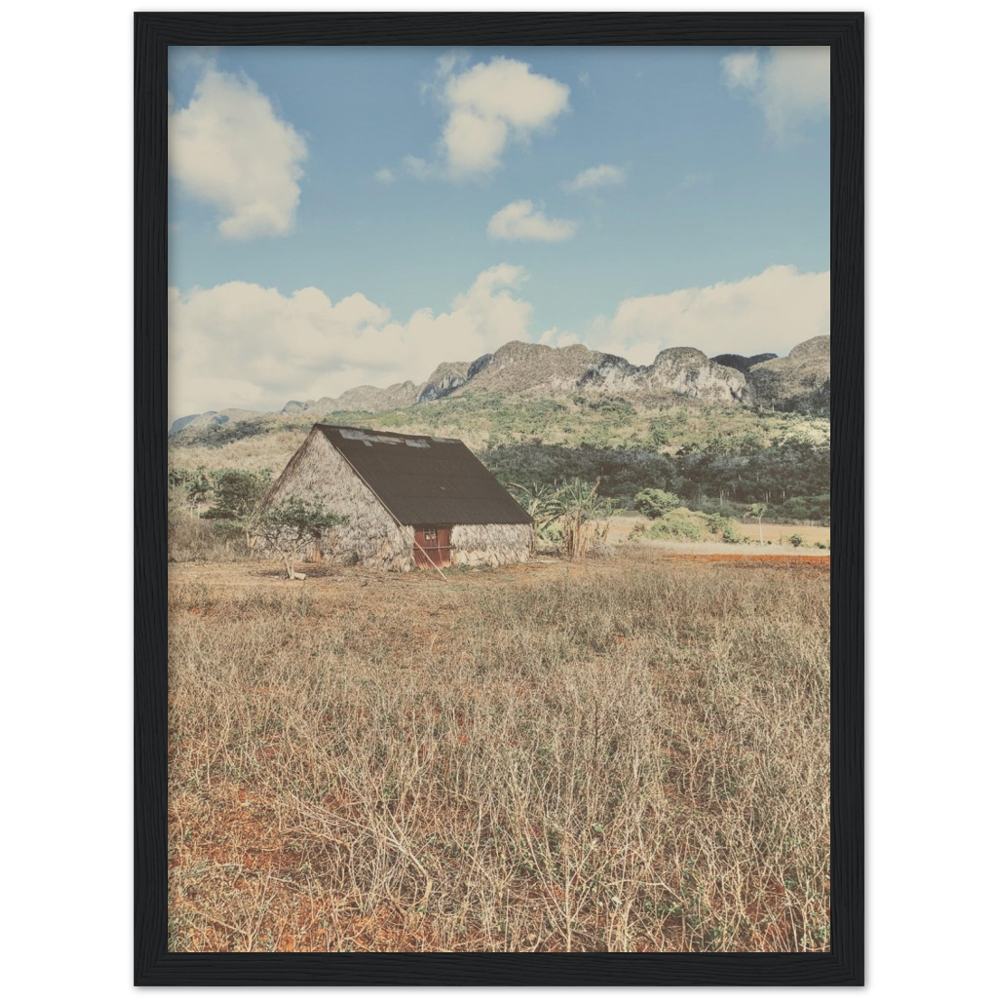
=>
[314,422,462,445]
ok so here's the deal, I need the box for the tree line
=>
[482,437,830,523]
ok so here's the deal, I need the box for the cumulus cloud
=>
[168,265,533,419]
[487,201,578,242]
[722,47,830,140]
[563,164,625,193]
[588,266,830,363]
[374,168,395,184]
[169,65,307,238]
[413,55,571,179]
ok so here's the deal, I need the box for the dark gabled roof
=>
[316,424,533,527]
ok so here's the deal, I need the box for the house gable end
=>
[262,427,413,570]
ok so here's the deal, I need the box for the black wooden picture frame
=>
[136,11,863,985]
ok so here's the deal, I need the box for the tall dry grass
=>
[168,552,829,952]
[168,515,250,563]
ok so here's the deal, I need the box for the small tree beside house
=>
[256,496,346,580]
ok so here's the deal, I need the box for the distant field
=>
[168,550,830,953]
[607,515,830,552]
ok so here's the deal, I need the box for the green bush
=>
[705,513,733,536]
[634,488,682,519]
[203,469,272,522]
[647,508,709,541]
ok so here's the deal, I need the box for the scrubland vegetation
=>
[168,552,829,953]
[170,395,831,517]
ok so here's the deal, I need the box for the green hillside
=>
[169,393,830,520]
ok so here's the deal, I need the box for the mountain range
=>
[170,336,830,437]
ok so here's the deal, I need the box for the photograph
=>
[162,38,837,956]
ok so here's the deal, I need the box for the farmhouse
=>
[260,424,534,571]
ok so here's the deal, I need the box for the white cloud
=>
[721,51,760,91]
[563,164,626,193]
[433,49,468,82]
[444,109,509,175]
[374,168,394,184]
[588,266,830,363]
[487,201,578,242]
[444,57,570,131]
[402,155,436,181]
[169,66,307,238]
[168,265,533,419]
[722,47,830,140]
[413,55,571,179]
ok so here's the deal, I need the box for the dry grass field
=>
[168,549,830,952]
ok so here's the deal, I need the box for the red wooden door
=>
[414,527,451,568]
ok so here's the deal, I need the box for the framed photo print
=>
[136,11,863,986]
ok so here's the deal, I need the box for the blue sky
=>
[168,45,830,419]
